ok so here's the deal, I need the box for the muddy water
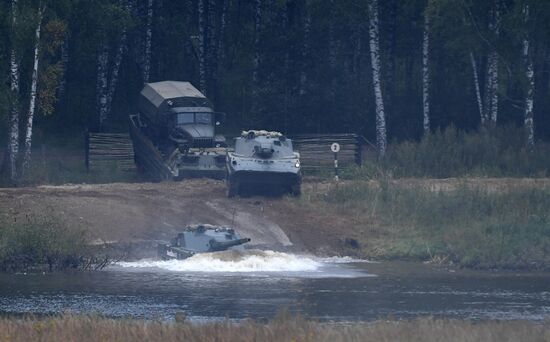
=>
[0,251,548,321]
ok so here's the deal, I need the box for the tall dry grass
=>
[0,314,548,342]
[299,180,550,269]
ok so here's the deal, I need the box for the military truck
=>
[226,130,302,197]
[129,81,227,180]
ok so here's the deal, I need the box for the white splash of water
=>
[117,250,323,273]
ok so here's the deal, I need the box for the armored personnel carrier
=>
[226,130,301,197]
[158,224,251,260]
[129,81,227,180]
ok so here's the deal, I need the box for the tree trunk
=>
[367,0,387,157]
[469,52,484,123]
[328,0,336,100]
[422,12,430,134]
[198,0,207,94]
[252,0,262,87]
[217,0,228,63]
[522,5,535,147]
[96,42,109,131]
[208,0,218,93]
[58,35,69,100]
[105,28,127,117]
[385,0,397,111]
[143,0,153,83]
[488,1,500,124]
[7,0,20,182]
[299,5,311,96]
[22,5,44,174]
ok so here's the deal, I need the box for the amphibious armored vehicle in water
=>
[129,81,227,180]
[226,130,301,197]
[157,224,251,260]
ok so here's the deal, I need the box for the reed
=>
[0,314,547,342]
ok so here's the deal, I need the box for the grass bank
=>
[382,125,550,178]
[300,179,550,269]
[0,314,548,342]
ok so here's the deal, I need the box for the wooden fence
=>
[85,132,136,172]
[291,133,371,170]
[85,132,371,174]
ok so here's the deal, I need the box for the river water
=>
[0,250,548,322]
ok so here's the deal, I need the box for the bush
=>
[380,125,550,178]
[0,214,90,272]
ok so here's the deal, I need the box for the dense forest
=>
[1,0,550,182]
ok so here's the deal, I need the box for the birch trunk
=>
[328,0,336,99]
[198,0,207,94]
[422,13,430,134]
[385,0,397,106]
[469,52,484,123]
[488,53,494,124]
[208,0,217,89]
[522,5,535,147]
[367,0,387,157]
[8,0,20,181]
[217,0,228,63]
[58,36,69,100]
[143,0,153,83]
[252,0,261,87]
[105,29,127,117]
[299,6,311,96]
[96,42,109,131]
[22,6,44,174]
[488,2,500,124]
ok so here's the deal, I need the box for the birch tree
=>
[105,26,128,117]
[217,0,228,63]
[299,3,311,96]
[8,0,20,182]
[522,4,535,147]
[142,0,154,83]
[252,0,262,88]
[198,0,207,94]
[96,42,109,130]
[96,1,130,131]
[422,10,430,134]
[208,0,218,92]
[21,5,44,174]
[485,1,500,124]
[57,36,69,100]
[327,0,336,99]
[367,0,387,156]
[469,52,484,123]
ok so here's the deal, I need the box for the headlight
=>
[295,162,300,168]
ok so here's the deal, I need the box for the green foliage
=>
[381,125,550,178]
[0,213,89,272]
[322,181,550,268]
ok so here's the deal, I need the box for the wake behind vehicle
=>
[157,224,251,260]
[226,130,301,197]
[129,81,227,180]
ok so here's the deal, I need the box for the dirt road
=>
[0,179,353,255]
[2,177,548,257]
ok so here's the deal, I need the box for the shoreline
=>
[1,177,549,272]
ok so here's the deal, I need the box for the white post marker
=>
[331,142,340,181]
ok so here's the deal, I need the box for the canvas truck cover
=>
[139,81,213,121]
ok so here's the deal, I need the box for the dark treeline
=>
[1,0,550,181]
